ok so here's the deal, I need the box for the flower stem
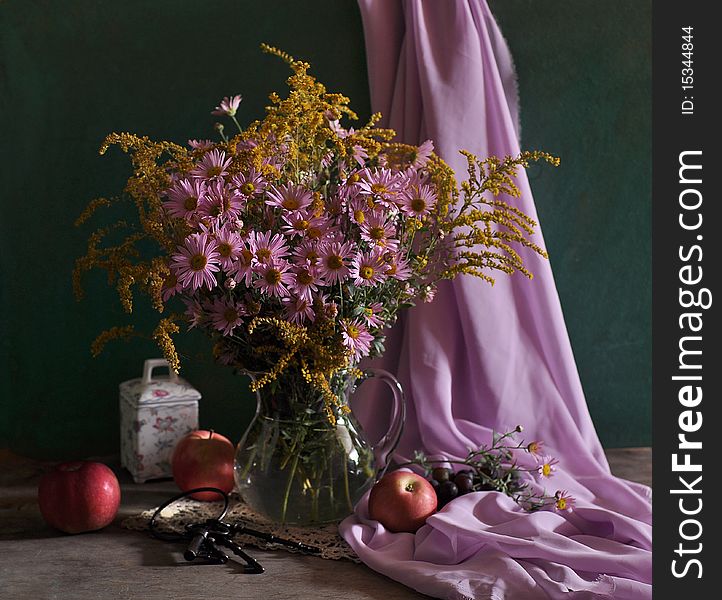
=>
[328,447,335,508]
[343,458,353,513]
[396,458,470,469]
[231,114,244,134]
[281,450,300,524]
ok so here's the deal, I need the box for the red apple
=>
[37,461,121,534]
[368,470,437,533]
[171,429,235,501]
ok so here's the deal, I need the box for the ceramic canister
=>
[119,359,201,483]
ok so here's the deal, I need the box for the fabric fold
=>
[342,1,652,598]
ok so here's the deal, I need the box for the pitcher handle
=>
[357,368,406,480]
[243,371,262,426]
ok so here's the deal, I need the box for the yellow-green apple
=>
[368,470,437,533]
[171,429,235,501]
[37,461,121,534]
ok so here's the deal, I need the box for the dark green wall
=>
[0,0,372,458]
[0,0,650,459]
[489,0,652,447]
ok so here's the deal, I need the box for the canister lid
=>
[119,359,202,405]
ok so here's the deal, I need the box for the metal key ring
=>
[149,487,230,542]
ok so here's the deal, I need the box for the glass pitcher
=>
[234,367,405,525]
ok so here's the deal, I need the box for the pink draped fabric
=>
[340,1,652,598]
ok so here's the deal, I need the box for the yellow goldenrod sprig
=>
[91,325,136,357]
[152,316,181,373]
[75,197,115,227]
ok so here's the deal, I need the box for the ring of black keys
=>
[149,487,321,573]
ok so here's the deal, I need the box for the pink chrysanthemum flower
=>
[191,149,231,180]
[171,233,220,291]
[253,259,294,298]
[399,184,437,218]
[312,291,334,317]
[350,248,388,287]
[208,297,247,336]
[324,193,346,218]
[554,490,575,513]
[338,174,362,201]
[317,240,355,284]
[403,168,431,189]
[211,94,242,117]
[327,119,351,139]
[236,138,258,152]
[188,139,214,150]
[248,231,290,264]
[359,211,399,251]
[161,272,183,302]
[411,139,434,167]
[346,196,371,226]
[290,265,323,300]
[341,319,374,362]
[232,168,267,197]
[308,217,338,242]
[265,183,313,212]
[336,159,351,181]
[215,344,240,366]
[357,168,402,206]
[164,179,207,220]
[384,254,412,281]
[421,285,437,303]
[320,151,334,169]
[214,227,244,271]
[262,153,287,172]
[229,244,255,287]
[318,228,345,244]
[536,456,559,479]
[351,144,368,167]
[362,302,385,328]
[292,241,321,268]
[183,299,205,329]
[281,211,327,239]
[166,171,182,186]
[283,295,316,324]
[199,180,244,220]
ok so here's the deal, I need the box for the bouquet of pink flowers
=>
[75,45,557,419]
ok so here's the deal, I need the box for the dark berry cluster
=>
[428,465,526,509]
[429,467,471,508]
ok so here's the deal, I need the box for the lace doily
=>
[121,494,359,562]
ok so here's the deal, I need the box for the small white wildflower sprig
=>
[400,426,563,512]
[551,490,576,513]
[524,442,577,511]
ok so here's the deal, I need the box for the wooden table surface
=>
[0,448,651,600]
